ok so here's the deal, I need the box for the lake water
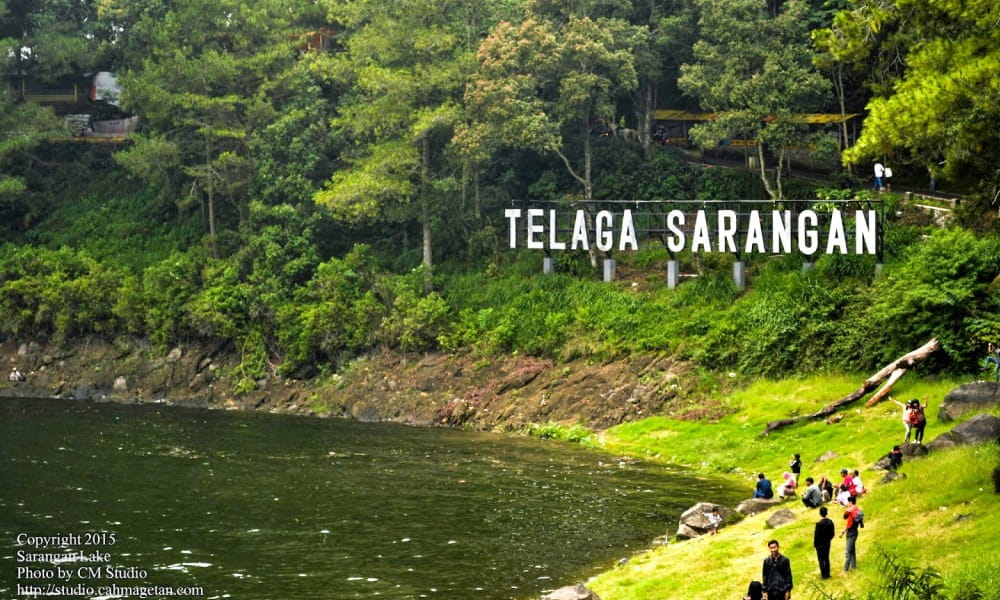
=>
[0,398,743,599]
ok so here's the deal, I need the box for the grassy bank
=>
[577,374,1000,599]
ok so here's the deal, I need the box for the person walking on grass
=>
[762,539,793,600]
[840,496,863,573]
[814,506,835,579]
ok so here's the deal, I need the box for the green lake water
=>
[1,398,743,599]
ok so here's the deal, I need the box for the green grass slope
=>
[585,374,1000,600]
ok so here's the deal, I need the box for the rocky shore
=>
[0,337,735,431]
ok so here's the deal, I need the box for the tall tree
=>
[678,0,829,200]
[0,3,83,215]
[457,7,645,204]
[313,0,507,291]
[841,0,1000,203]
[111,0,321,251]
[812,9,869,161]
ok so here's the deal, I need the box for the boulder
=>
[766,508,796,529]
[926,414,1000,452]
[542,584,601,600]
[676,501,735,538]
[939,382,1000,422]
[815,450,839,463]
[899,442,928,458]
[881,471,906,484]
[676,523,702,539]
[736,497,781,516]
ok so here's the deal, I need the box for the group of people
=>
[873,162,893,191]
[743,455,869,598]
[8,367,25,382]
[890,397,928,444]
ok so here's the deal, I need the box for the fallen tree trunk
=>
[864,368,907,407]
[760,338,941,436]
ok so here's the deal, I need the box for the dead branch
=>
[760,338,940,436]
[865,367,907,407]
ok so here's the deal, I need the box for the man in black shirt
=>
[762,539,793,600]
[814,506,835,579]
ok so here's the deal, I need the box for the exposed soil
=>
[0,337,734,430]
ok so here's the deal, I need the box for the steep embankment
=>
[0,338,735,431]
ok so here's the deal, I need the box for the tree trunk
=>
[421,137,433,294]
[583,121,597,267]
[635,84,653,157]
[835,63,852,174]
[474,169,481,222]
[864,368,907,407]
[757,144,778,201]
[760,338,941,436]
[206,138,217,258]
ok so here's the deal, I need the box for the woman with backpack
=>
[909,399,928,444]
[890,397,915,443]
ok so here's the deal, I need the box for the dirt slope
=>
[0,338,732,430]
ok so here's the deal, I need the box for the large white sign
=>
[504,208,878,256]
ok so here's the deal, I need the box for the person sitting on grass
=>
[754,473,774,499]
[835,484,851,506]
[777,471,798,499]
[704,506,723,536]
[801,477,823,508]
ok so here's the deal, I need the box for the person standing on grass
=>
[762,539,793,600]
[840,496,863,573]
[890,396,915,443]
[909,399,928,444]
[985,342,1000,382]
[789,453,802,484]
[814,506,835,579]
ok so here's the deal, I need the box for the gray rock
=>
[676,501,735,538]
[939,382,1000,422]
[736,497,781,516]
[881,471,906,484]
[542,584,601,600]
[872,455,892,471]
[899,442,928,458]
[926,414,1000,452]
[71,385,94,401]
[815,450,839,462]
[113,376,128,392]
[676,523,702,539]
[766,508,796,528]
[166,347,183,363]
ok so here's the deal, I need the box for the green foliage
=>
[277,244,384,372]
[525,422,593,444]
[377,271,452,352]
[117,251,203,346]
[679,0,829,199]
[0,245,125,341]
[833,228,1000,370]
[841,0,1000,198]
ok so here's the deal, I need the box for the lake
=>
[0,398,743,599]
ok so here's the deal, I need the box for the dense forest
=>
[2,0,999,392]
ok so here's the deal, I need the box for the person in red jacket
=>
[839,496,863,573]
[839,468,857,496]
